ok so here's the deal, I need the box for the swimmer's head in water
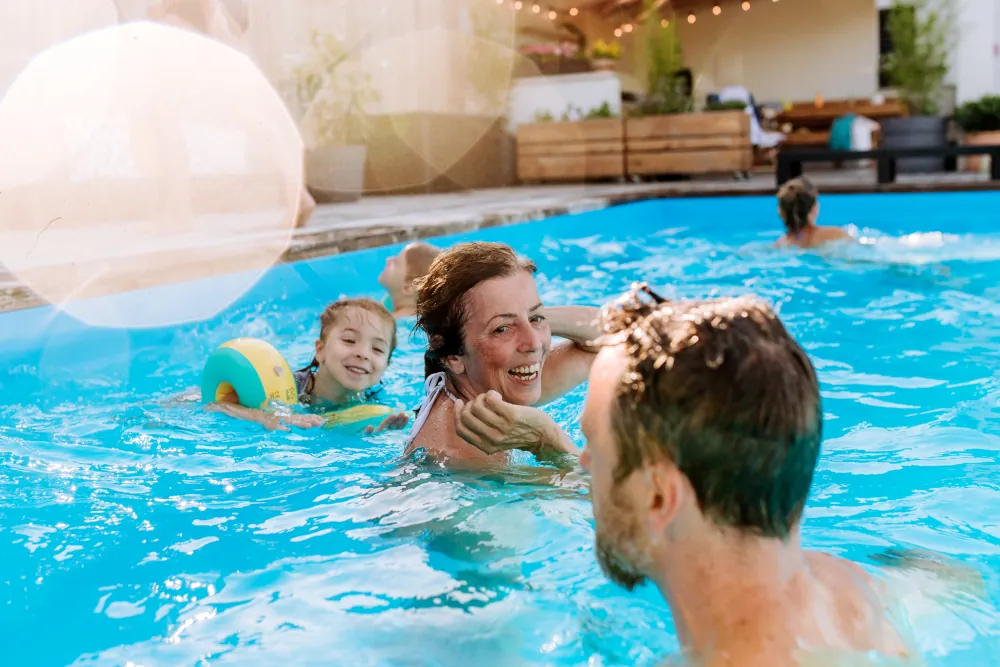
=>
[378,241,442,302]
[415,242,548,404]
[592,284,821,541]
[777,176,819,236]
[300,298,398,394]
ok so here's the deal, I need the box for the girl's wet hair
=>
[777,176,819,236]
[299,298,398,374]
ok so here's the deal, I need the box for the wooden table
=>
[775,101,909,130]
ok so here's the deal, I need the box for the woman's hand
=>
[364,412,411,435]
[453,391,578,456]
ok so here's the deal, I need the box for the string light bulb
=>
[569,7,579,16]
[713,5,721,15]
[496,0,503,4]
[687,12,696,23]
[614,27,623,37]
[661,18,669,27]
[532,3,541,13]
[548,9,557,18]
[513,1,522,9]
[742,1,751,9]
[623,23,633,33]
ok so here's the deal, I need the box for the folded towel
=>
[829,114,856,151]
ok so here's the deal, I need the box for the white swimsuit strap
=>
[406,372,450,448]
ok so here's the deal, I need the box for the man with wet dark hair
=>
[580,285,912,666]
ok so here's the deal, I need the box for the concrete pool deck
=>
[1,167,997,314]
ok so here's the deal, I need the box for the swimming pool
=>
[2,192,999,666]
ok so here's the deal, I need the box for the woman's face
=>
[447,271,552,406]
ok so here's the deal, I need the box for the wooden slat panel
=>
[626,111,749,140]
[628,135,749,151]
[627,149,752,175]
[780,131,831,147]
[518,154,624,181]
[519,140,624,157]
[517,118,624,145]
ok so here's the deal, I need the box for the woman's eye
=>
[494,325,510,334]
[530,315,546,324]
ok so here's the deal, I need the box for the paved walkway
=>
[1,168,994,313]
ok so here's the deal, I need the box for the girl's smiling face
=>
[315,306,394,394]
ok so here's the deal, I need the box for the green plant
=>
[584,102,616,119]
[590,39,622,60]
[705,100,747,112]
[635,12,691,116]
[534,110,555,123]
[953,95,1000,133]
[881,0,956,116]
[293,32,380,146]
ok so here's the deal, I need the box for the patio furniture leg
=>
[991,149,1000,181]
[877,155,893,184]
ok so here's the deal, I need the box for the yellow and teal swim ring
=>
[202,338,298,409]
[202,337,398,426]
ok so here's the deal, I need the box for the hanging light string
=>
[492,0,782,37]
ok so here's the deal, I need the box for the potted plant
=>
[589,39,622,72]
[622,15,749,177]
[880,0,956,173]
[953,94,1000,172]
[293,32,379,202]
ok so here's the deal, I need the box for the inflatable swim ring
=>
[202,338,297,409]
[322,403,396,427]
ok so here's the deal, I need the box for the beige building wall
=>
[245,0,516,120]
[577,0,879,105]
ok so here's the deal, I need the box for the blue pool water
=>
[2,192,999,666]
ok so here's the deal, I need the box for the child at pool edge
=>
[775,176,853,249]
[378,241,442,319]
[207,298,410,434]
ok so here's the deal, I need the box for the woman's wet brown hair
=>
[777,176,819,236]
[414,242,536,377]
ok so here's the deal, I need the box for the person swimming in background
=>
[378,241,442,319]
[776,176,852,249]
[208,298,410,433]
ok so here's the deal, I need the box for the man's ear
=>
[644,462,685,542]
[402,281,415,296]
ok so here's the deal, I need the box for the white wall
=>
[578,0,879,104]
[677,0,879,103]
[951,0,997,102]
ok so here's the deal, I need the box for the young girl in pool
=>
[208,298,410,433]
[776,176,853,249]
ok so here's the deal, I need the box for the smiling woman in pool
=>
[406,242,601,464]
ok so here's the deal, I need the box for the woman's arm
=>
[544,306,601,349]
[453,391,579,458]
[539,306,602,405]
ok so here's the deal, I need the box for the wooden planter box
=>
[517,118,625,183]
[625,111,752,176]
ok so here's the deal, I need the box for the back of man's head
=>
[601,288,822,539]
